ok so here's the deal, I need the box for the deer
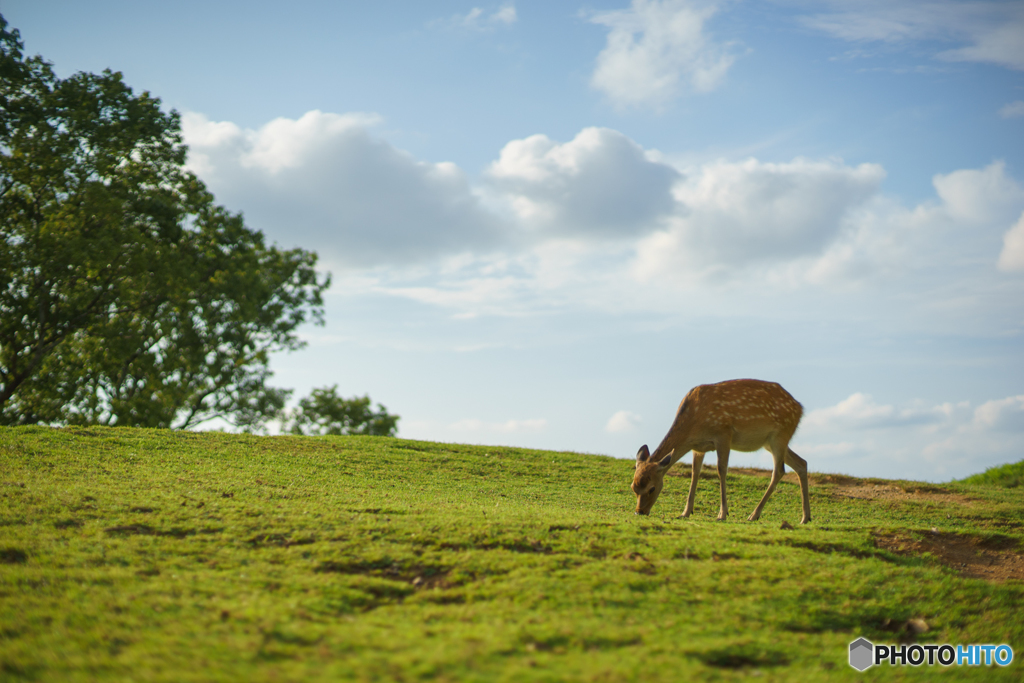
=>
[631,379,811,524]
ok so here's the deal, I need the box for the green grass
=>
[1,426,1021,681]
[960,460,1024,489]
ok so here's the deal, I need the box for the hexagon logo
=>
[849,637,874,671]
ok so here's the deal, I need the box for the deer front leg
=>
[716,447,730,521]
[681,451,704,518]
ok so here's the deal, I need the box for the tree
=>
[0,16,330,429]
[286,386,399,436]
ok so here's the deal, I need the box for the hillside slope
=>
[1,427,1021,681]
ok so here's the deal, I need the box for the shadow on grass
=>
[783,538,938,570]
[104,524,223,538]
[0,547,28,564]
[780,609,935,644]
[690,642,791,669]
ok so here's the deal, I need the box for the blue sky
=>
[7,0,1024,480]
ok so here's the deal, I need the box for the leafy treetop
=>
[286,385,400,437]
[0,15,331,430]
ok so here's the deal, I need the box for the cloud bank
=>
[800,392,1024,479]
[183,110,1024,307]
[183,110,507,266]
[634,157,886,281]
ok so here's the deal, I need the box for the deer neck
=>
[652,409,701,464]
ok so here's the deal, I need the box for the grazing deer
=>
[631,379,811,524]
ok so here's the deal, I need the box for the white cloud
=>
[973,395,1024,430]
[799,1,1024,71]
[589,0,739,108]
[437,4,518,31]
[486,127,681,237]
[382,272,533,317]
[998,211,1024,271]
[240,112,384,174]
[932,161,1024,225]
[629,158,1024,286]
[938,15,1024,70]
[450,418,547,433]
[921,162,1024,273]
[462,8,485,26]
[804,392,893,427]
[799,1,970,43]
[803,393,946,430]
[358,147,1023,325]
[493,4,517,25]
[182,110,507,266]
[632,157,886,280]
[183,111,1024,316]
[999,101,1024,119]
[606,410,642,433]
[798,392,1024,479]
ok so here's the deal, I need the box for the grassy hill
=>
[1,426,1021,681]
[960,460,1024,489]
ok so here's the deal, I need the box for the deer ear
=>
[636,445,650,463]
[658,454,672,469]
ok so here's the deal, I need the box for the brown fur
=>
[632,379,811,523]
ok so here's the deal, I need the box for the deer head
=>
[632,444,673,515]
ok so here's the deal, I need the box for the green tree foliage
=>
[0,17,330,429]
[287,385,399,436]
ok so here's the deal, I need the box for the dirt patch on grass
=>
[710,467,977,507]
[829,482,973,506]
[874,531,1024,583]
[669,465,816,483]
[669,466,886,488]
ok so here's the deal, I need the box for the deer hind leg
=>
[784,448,811,524]
[681,451,705,518]
[716,447,730,521]
[748,440,787,522]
